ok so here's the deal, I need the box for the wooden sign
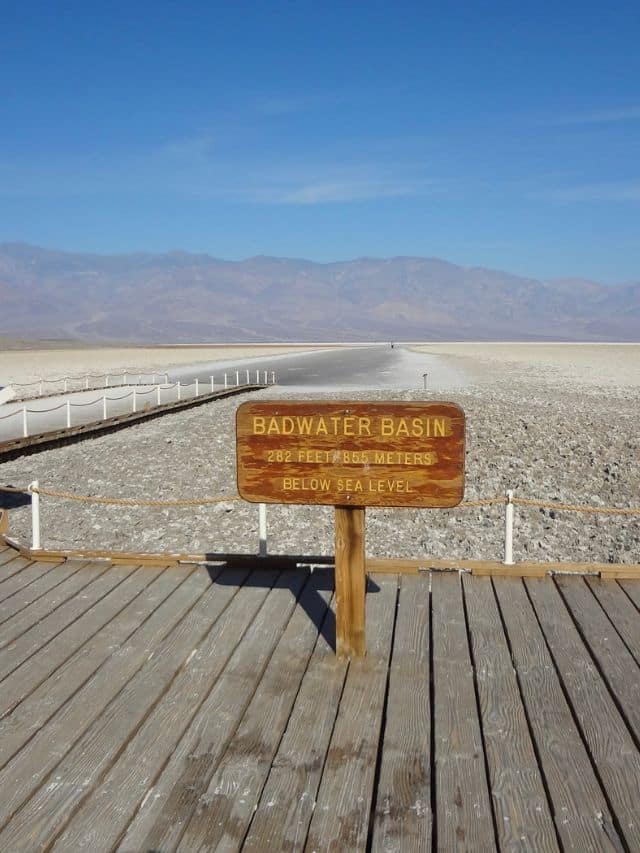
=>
[236,400,465,508]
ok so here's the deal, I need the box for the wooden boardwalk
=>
[0,541,639,851]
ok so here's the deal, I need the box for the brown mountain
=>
[0,243,638,342]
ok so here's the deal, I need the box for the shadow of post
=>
[198,552,380,653]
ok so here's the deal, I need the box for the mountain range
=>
[1,242,638,342]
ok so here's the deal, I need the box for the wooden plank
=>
[431,571,497,851]
[0,561,111,678]
[305,574,397,852]
[0,564,254,849]
[526,577,640,850]
[0,558,64,604]
[619,579,640,610]
[556,576,640,742]
[335,505,366,658]
[0,563,205,830]
[0,563,239,850]
[0,547,21,567]
[462,574,558,851]
[242,588,348,853]
[117,570,305,852]
[371,574,432,852]
[174,574,332,851]
[0,569,180,767]
[0,563,155,723]
[587,579,640,666]
[49,568,278,852]
[0,559,86,625]
[493,577,624,851]
[365,557,640,578]
[0,556,36,586]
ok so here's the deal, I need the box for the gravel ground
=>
[1,373,638,565]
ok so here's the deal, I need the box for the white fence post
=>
[66,400,71,428]
[39,379,43,396]
[164,373,169,384]
[504,490,515,565]
[105,374,110,387]
[194,378,199,397]
[246,369,250,384]
[124,372,127,385]
[236,371,240,385]
[271,371,276,384]
[210,376,214,392]
[258,503,267,557]
[157,385,161,405]
[103,396,107,420]
[64,377,68,393]
[224,373,228,389]
[29,480,41,551]
[132,388,137,412]
[22,407,28,437]
[85,374,89,389]
[177,382,181,400]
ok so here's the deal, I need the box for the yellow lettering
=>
[253,416,266,434]
[359,417,371,436]
[381,417,394,436]
[411,417,423,437]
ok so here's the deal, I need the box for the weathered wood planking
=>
[493,577,624,851]
[0,559,87,626]
[586,579,640,666]
[462,575,559,851]
[0,558,64,604]
[526,577,640,850]
[120,570,301,852]
[371,574,432,852]
[305,574,397,851]
[242,592,348,852]
[0,564,160,728]
[0,560,112,645]
[0,565,240,850]
[556,576,640,743]
[237,400,465,507]
[175,575,332,851]
[50,568,269,852]
[0,561,112,679]
[0,563,205,831]
[431,571,497,850]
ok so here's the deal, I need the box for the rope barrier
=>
[0,484,637,514]
[512,497,640,516]
[26,486,242,507]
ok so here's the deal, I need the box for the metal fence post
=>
[157,385,161,405]
[236,371,240,385]
[195,378,199,397]
[29,480,41,550]
[22,407,28,437]
[103,396,107,419]
[210,375,214,392]
[66,400,71,428]
[504,490,515,565]
[258,503,268,556]
[246,369,250,384]
[224,373,228,389]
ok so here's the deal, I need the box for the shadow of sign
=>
[0,486,31,510]
[197,553,381,653]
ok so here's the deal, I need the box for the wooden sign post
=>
[335,505,366,658]
[236,400,465,658]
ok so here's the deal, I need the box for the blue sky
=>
[1,1,639,281]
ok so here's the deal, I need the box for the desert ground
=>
[0,342,333,389]
[1,342,638,565]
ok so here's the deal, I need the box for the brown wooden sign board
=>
[236,400,465,508]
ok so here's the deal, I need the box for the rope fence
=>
[0,483,637,561]
[0,371,277,438]
[8,367,278,400]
